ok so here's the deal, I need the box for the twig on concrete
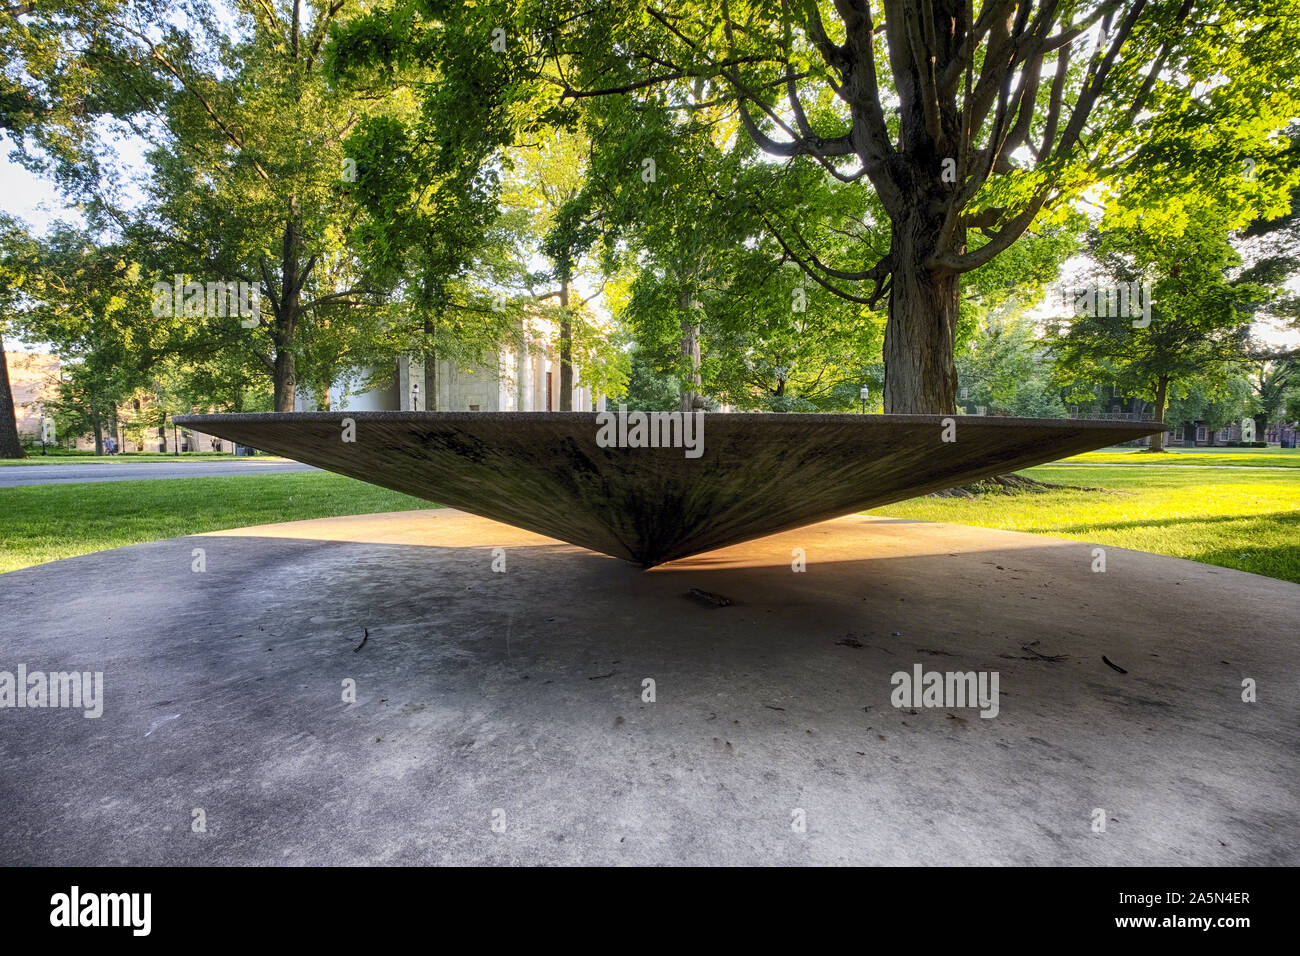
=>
[1102,655,1127,674]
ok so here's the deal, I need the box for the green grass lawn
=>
[0,465,1296,583]
[0,473,426,573]
[874,465,1300,583]
[1060,447,1300,467]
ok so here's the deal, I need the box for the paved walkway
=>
[0,459,316,487]
[0,510,1294,865]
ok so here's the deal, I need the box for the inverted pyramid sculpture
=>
[175,411,1164,566]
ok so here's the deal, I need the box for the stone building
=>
[296,315,606,414]
[2,350,234,453]
[4,349,59,439]
[5,314,606,455]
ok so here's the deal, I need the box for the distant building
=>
[955,378,1290,447]
[8,315,605,456]
[1063,385,1287,447]
[296,315,606,413]
[2,350,232,453]
[4,350,59,439]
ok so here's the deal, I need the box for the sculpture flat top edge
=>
[174,410,1168,433]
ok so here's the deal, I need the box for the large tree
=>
[583,73,1081,413]
[0,214,40,458]
[2,1,455,411]
[605,150,886,411]
[495,127,601,410]
[1049,214,1263,450]
[17,227,171,454]
[958,311,1065,417]
[325,3,537,411]
[1244,346,1297,435]
[376,0,1300,412]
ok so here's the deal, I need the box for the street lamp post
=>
[860,386,870,414]
[173,420,179,457]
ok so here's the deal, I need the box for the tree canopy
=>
[326,0,1300,411]
[3,1,1300,456]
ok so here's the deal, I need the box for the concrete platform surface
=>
[0,509,1295,865]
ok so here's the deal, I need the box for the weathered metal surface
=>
[174,411,1164,566]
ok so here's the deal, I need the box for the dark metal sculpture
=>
[176,412,1163,566]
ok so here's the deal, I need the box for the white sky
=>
[0,136,77,235]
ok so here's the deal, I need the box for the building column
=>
[516,339,532,411]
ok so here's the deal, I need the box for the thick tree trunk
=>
[273,347,296,412]
[423,352,437,411]
[678,291,702,413]
[273,202,303,413]
[422,312,438,412]
[882,229,959,415]
[0,346,26,459]
[559,279,573,411]
[91,409,103,456]
[1149,375,1169,452]
[678,321,702,412]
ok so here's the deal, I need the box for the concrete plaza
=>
[0,510,1294,865]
